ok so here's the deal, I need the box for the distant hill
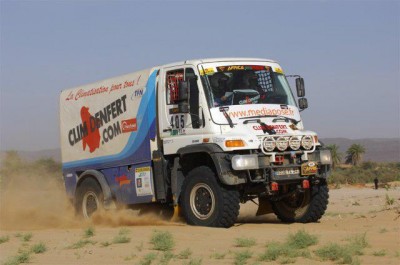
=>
[0,138,399,163]
[321,138,400,162]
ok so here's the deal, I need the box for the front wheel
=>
[180,166,240,228]
[272,182,329,223]
[75,178,104,219]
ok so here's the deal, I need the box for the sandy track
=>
[0,187,399,265]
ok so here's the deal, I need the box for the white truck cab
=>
[60,58,332,227]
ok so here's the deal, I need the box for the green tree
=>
[326,144,342,169]
[346,144,366,166]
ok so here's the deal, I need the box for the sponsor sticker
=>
[301,162,318,175]
[199,67,215,75]
[216,65,270,72]
[135,167,153,196]
[116,175,131,187]
[121,118,137,133]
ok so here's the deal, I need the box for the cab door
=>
[158,65,208,154]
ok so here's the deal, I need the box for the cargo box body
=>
[60,68,159,204]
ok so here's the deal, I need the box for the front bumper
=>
[230,148,332,183]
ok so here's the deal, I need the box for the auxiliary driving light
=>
[276,136,289,151]
[301,135,314,150]
[263,136,276,152]
[289,136,301,150]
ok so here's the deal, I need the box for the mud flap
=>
[256,197,274,216]
[171,205,181,222]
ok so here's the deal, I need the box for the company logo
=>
[116,175,131,187]
[227,65,244,71]
[121,118,137,133]
[134,89,143,97]
[253,124,287,134]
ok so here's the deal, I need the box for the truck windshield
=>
[199,65,296,108]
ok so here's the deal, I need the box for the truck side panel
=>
[101,162,154,205]
[60,69,158,203]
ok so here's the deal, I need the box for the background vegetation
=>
[326,143,400,185]
[328,162,400,185]
[0,151,63,191]
[1,147,399,189]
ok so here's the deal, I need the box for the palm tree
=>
[346,144,366,166]
[326,144,342,169]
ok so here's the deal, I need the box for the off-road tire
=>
[180,166,240,228]
[75,178,104,219]
[272,182,329,223]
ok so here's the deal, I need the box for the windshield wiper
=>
[239,115,300,125]
[219,107,234,128]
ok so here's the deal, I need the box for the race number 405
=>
[170,114,185,129]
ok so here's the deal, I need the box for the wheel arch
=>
[76,170,113,209]
[177,143,246,185]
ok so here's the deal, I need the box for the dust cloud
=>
[0,167,80,230]
[0,162,179,230]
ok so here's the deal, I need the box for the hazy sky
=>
[1,0,399,151]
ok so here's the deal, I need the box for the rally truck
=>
[60,58,332,228]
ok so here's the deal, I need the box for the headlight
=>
[263,136,276,152]
[301,135,314,150]
[232,155,259,170]
[319,149,332,165]
[289,136,301,150]
[276,136,289,151]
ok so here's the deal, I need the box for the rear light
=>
[275,155,284,163]
[302,180,310,189]
[313,135,318,144]
[271,182,279,191]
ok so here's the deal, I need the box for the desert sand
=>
[0,182,399,264]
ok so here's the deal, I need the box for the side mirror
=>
[298,98,308,110]
[296,77,305,97]
[178,81,189,101]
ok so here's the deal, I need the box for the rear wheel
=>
[180,166,240,228]
[272,182,329,223]
[75,178,103,219]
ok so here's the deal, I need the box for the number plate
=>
[275,168,300,176]
[301,162,318,175]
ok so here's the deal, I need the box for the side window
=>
[166,69,184,105]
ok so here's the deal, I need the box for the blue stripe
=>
[63,70,157,170]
